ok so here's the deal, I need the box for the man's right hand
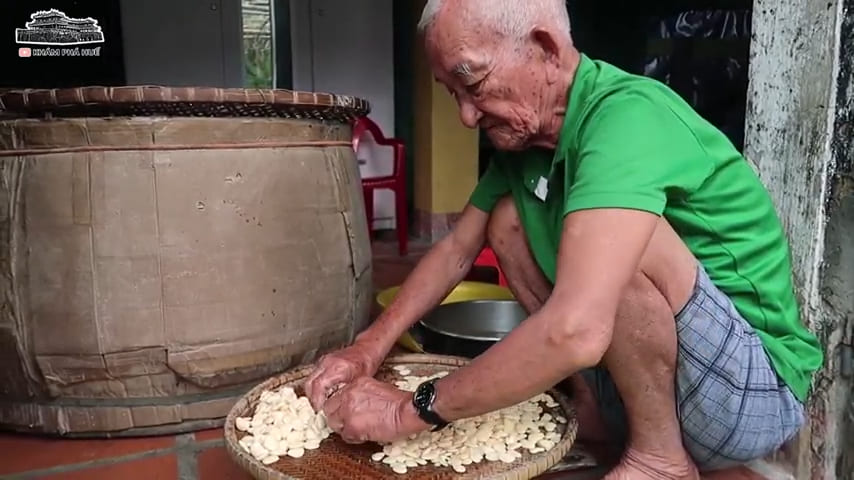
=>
[302,204,490,411]
[303,343,382,411]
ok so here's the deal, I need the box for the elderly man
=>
[304,0,823,478]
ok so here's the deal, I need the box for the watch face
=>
[413,381,435,408]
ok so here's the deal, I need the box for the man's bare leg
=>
[601,266,697,479]
[486,196,700,479]
[486,197,611,444]
[485,197,552,311]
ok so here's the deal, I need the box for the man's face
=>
[424,22,548,151]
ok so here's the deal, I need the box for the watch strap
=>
[412,379,449,431]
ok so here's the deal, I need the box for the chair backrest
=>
[351,116,405,177]
[351,116,387,152]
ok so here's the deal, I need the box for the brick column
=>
[744,0,854,478]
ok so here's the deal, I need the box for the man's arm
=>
[353,203,491,360]
[428,207,660,421]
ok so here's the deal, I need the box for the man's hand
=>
[322,377,429,444]
[303,344,382,411]
[304,203,489,413]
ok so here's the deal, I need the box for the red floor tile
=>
[198,446,253,480]
[0,433,175,475]
[39,453,177,480]
[194,428,224,442]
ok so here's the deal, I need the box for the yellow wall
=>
[429,82,480,213]
[412,0,480,215]
[412,17,434,213]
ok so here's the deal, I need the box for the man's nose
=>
[458,100,482,129]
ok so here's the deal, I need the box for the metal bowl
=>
[415,300,527,358]
[376,281,515,353]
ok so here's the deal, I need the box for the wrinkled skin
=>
[303,344,381,412]
[421,1,575,152]
[322,377,427,444]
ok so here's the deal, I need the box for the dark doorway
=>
[478,0,753,176]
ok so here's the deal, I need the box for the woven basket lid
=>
[0,85,370,122]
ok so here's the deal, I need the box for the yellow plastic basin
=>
[376,281,515,353]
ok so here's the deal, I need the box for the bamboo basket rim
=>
[224,353,579,480]
[0,85,370,121]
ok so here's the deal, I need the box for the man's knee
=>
[636,218,698,316]
[486,195,523,251]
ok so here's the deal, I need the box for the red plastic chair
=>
[474,246,508,287]
[352,116,408,256]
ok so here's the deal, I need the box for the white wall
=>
[120,0,243,87]
[290,0,397,230]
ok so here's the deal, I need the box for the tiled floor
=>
[0,421,613,480]
[0,236,765,479]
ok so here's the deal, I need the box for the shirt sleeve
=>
[469,156,511,213]
[564,93,714,216]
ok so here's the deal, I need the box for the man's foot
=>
[603,448,700,480]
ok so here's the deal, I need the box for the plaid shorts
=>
[582,263,805,471]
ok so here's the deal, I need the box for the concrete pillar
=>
[410,0,480,242]
[744,0,853,478]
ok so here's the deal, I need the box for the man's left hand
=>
[322,377,429,444]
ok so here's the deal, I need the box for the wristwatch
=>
[412,378,449,431]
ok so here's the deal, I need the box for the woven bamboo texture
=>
[0,85,370,121]
[224,354,578,480]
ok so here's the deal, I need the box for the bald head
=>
[417,0,571,40]
[418,0,579,152]
[418,0,574,86]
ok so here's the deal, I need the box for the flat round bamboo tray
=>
[224,354,578,480]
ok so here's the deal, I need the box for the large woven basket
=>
[224,354,578,480]
[0,84,373,436]
[0,85,370,121]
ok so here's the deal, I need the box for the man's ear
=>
[531,27,562,84]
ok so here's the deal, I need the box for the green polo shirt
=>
[469,54,823,402]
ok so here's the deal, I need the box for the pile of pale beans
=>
[235,386,332,464]
[235,365,564,475]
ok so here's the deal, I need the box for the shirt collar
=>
[550,53,597,175]
[516,53,598,199]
